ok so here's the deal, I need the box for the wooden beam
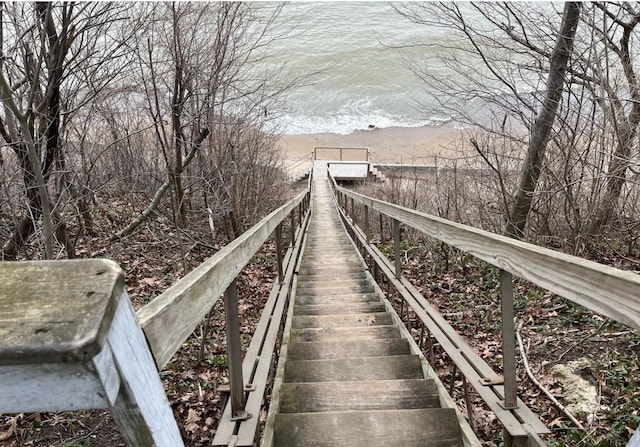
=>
[137,189,309,369]
[334,183,640,330]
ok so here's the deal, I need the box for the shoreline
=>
[277,124,464,172]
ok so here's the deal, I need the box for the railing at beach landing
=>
[0,171,313,447]
[328,172,640,447]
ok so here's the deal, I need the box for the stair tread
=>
[273,408,462,447]
[293,303,387,315]
[290,325,399,342]
[279,379,440,413]
[295,293,380,305]
[284,354,423,382]
[287,338,410,360]
[292,312,391,329]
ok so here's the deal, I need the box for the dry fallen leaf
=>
[367,315,376,326]
[185,408,201,433]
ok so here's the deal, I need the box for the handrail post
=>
[223,279,251,421]
[289,208,296,247]
[275,223,284,283]
[393,219,402,278]
[350,197,355,222]
[0,260,183,446]
[500,269,518,410]
[364,204,370,243]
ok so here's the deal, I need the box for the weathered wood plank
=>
[287,338,410,360]
[274,408,462,447]
[279,379,439,413]
[290,325,399,342]
[284,355,423,382]
[0,259,183,446]
[0,259,121,364]
[137,189,309,369]
[336,184,640,330]
[291,312,392,329]
[108,288,184,446]
[293,302,387,315]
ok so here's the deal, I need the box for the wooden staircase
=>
[263,164,465,447]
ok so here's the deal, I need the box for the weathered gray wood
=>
[279,379,440,413]
[0,358,117,413]
[138,189,309,369]
[0,259,120,364]
[336,183,640,330]
[0,259,183,446]
[274,409,462,447]
[107,287,184,446]
[296,278,371,289]
[287,339,411,360]
[290,325,399,342]
[293,302,387,315]
[284,355,423,382]
[296,270,368,281]
[294,292,380,304]
[292,312,391,329]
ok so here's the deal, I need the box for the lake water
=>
[264,2,455,135]
[260,2,560,135]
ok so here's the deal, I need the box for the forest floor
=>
[1,189,639,447]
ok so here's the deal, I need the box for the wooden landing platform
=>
[263,163,468,447]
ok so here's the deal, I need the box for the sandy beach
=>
[278,124,464,175]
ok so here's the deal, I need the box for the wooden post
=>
[500,269,518,410]
[364,204,370,243]
[275,223,284,283]
[289,209,296,247]
[350,197,355,222]
[223,280,251,421]
[394,219,402,278]
[0,260,183,446]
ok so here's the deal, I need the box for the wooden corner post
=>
[0,260,183,446]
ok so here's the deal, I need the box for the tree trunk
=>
[504,2,581,239]
[589,10,640,235]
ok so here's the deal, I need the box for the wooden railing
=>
[0,175,312,447]
[329,174,640,447]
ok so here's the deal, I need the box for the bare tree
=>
[504,2,581,238]
[396,2,640,250]
[0,2,130,259]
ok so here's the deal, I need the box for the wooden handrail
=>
[137,187,310,369]
[332,179,640,330]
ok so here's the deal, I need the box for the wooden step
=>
[290,325,399,343]
[284,355,423,382]
[295,286,376,298]
[295,292,380,305]
[273,408,462,447]
[293,302,387,316]
[278,379,440,413]
[297,270,368,281]
[297,266,366,277]
[292,312,391,329]
[287,339,411,360]
[296,278,371,290]
[299,259,362,270]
